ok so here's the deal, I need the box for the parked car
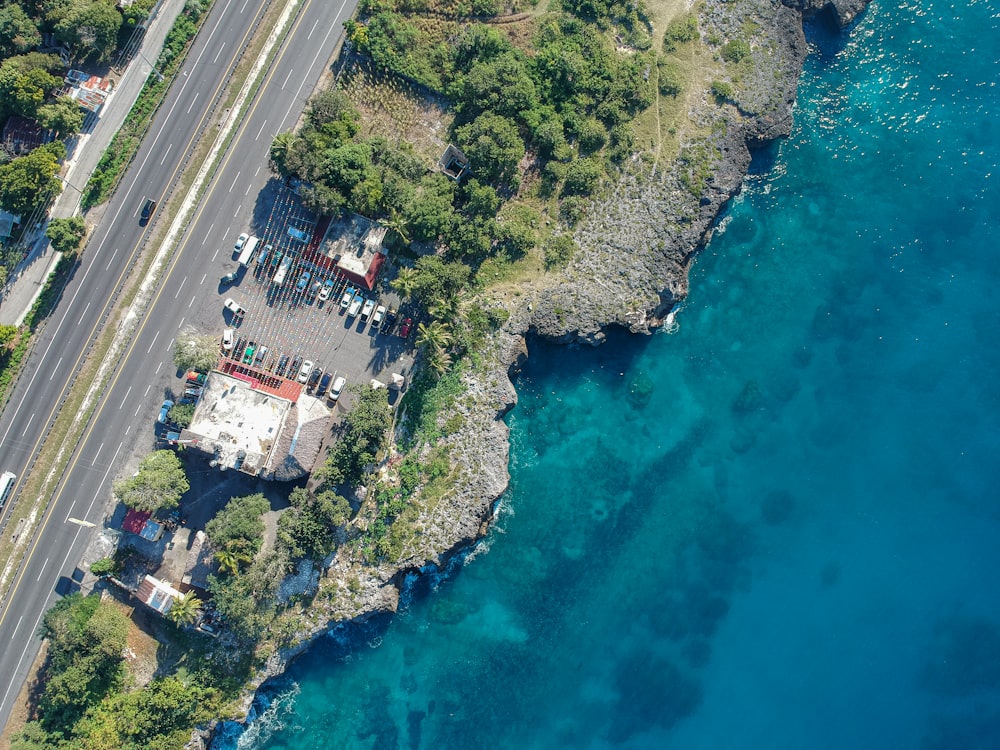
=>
[254,345,269,366]
[360,299,375,321]
[183,387,202,400]
[222,328,234,351]
[158,399,174,424]
[328,376,346,403]
[372,305,386,326]
[347,297,362,317]
[289,355,302,379]
[318,279,335,302]
[275,354,290,377]
[297,359,314,384]
[185,371,206,385]
[381,310,397,335]
[398,317,412,337]
[317,372,332,396]
[224,297,246,322]
[307,366,322,390]
[242,342,256,364]
[221,270,238,286]
[340,287,355,309]
[259,244,272,266]
[235,232,249,250]
[140,198,157,223]
[296,271,311,292]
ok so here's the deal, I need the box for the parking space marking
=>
[119,386,132,410]
[159,143,173,166]
[50,358,62,380]
[187,91,200,115]
[203,223,214,244]
[77,302,90,326]
[229,172,240,192]
[105,248,118,271]
[174,276,186,299]
[21,413,33,437]
[255,119,268,141]
[213,42,226,64]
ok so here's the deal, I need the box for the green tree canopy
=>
[455,112,525,184]
[404,173,456,243]
[36,96,85,136]
[0,4,42,58]
[172,328,220,372]
[276,487,351,560]
[113,450,190,512]
[205,493,269,555]
[46,215,87,254]
[0,58,61,119]
[48,0,124,63]
[316,386,391,489]
[166,401,195,429]
[0,141,65,216]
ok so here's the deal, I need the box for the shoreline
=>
[205,0,872,744]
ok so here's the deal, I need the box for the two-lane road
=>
[0,0,359,730]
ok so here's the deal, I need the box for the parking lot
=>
[211,183,414,401]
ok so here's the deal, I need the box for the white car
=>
[221,328,234,351]
[235,232,249,250]
[224,297,245,320]
[360,299,375,321]
[297,359,314,383]
[372,305,386,326]
[318,279,335,302]
[328,376,346,403]
[347,297,362,317]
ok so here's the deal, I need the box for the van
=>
[140,199,157,223]
[0,471,16,508]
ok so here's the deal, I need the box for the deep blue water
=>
[224,0,1000,747]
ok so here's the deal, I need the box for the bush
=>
[657,59,683,97]
[711,80,734,101]
[545,234,577,270]
[663,14,699,51]
[89,557,116,577]
[46,216,87,255]
[562,158,603,196]
[721,39,751,63]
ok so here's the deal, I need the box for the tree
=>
[276,487,351,560]
[214,544,251,575]
[390,266,418,301]
[424,345,453,378]
[166,401,195,429]
[166,591,201,625]
[404,173,455,243]
[416,321,453,353]
[0,142,65,216]
[46,216,87,254]
[205,493,269,554]
[36,97,85,136]
[172,328,220,372]
[50,0,124,63]
[0,4,42,58]
[561,157,603,196]
[316,386,391,488]
[89,557,116,577]
[268,131,298,175]
[112,450,190,512]
[455,113,525,184]
[452,52,538,121]
[0,58,61,119]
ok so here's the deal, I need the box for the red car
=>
[398,317,412,337]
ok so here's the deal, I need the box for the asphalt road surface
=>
[0,0,359,729]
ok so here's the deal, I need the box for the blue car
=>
[158,399,174,424]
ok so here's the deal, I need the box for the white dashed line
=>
[159,143,173,166]
[187,90,200,114]
[119,386,132,410]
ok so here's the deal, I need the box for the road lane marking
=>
[281,67,294,90]
[308,18,319,39]
[229,172,240,192]
[212,42,226,64]
[118,386,132,409]
[240,0,250,12]
[187,90,201,114]
[159,142,173,166]
[125,424,131,436]
[35,560,48,582]
[174,276,187,299]
[104,247,119,270]
[190,295,197,308]
[212,248,219,262]
[177,317,184,329]
[255,165,261,176]
[85,442,123,518]
[155,360,163,374]
[200,273,207,285]
[255,119,268,141]
[146,331,160,354]
[133,197,145,218]
[10,616,22,639]
[77,302,91,326]
[233,207,239,217]
[280,0,349,128]
[203,222,214,244]
[144,384,151,397]
[92,442,104,466]
[49,358,62,380]
[21,414,33,438]
[245,183,252,195]
[134,403,142,417]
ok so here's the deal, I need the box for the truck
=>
[272,253,293,286]
[237,236,259,267]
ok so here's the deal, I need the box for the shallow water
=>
[223,0,1000,747]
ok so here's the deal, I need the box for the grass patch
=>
[399,366,466,445]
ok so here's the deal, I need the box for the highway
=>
[0,0,358,729]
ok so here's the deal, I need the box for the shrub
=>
[545,234,577,270]
[657,59,684,97]
[711,80,734,101]
[663,14,699,51]
[721,39,751,63]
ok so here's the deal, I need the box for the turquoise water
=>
[225,1,1000,747]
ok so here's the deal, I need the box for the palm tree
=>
[167,591,202,626]
[391,267,418,301]
[381,211,410,244]
[416,321,453,353]
[215,545,251,575]
[425,346,453,378]
[269,131,297,174]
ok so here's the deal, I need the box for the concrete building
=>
[313,213,387,291]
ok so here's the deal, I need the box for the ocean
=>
[221,0,1000,747]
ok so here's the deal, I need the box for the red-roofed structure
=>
[122,508,151,535]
